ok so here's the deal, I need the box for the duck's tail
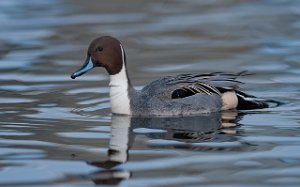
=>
[236,91,281,110]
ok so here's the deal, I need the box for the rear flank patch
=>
[221,91,238,110]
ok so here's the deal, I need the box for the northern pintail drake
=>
[71,36,269,116]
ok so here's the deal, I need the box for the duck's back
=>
[130,72,244,116]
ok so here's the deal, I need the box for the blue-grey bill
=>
[71,57,94,79]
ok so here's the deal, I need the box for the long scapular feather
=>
[192,85,213,96]
[196,83,221,95]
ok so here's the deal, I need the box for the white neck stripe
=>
[120,44,125,66]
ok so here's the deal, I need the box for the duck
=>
[71,36,269,116]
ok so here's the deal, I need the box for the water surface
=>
[1,0,300,186]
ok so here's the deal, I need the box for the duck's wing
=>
[142,72,245,98]
[166,72,247,98]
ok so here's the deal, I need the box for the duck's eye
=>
[97,47,103,52]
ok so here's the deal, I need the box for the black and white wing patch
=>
[171,83,221,99]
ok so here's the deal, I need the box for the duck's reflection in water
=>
[87,116,132,185]
[87,111,240,185]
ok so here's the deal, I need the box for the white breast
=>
[109,44,131,115]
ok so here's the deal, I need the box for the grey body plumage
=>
[129,72,248,116]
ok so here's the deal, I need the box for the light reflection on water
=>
[1,0,300,186]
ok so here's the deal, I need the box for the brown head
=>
[71,36,125,79]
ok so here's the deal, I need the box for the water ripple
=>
[1,0,300,186]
